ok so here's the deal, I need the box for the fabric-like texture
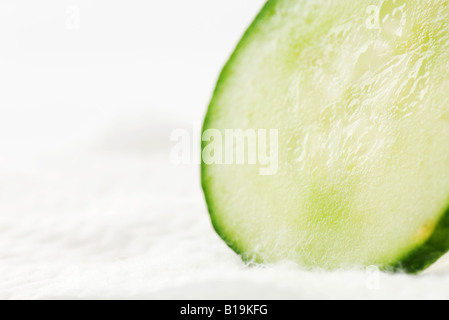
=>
[1,0,449,300]
[1,117,449,300]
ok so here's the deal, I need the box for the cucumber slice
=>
[202,0,449,273]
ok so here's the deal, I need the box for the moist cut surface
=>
[202,0,449,273]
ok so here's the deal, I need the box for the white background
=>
[1,0,449,300]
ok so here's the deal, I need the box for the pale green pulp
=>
[202,0,449,271]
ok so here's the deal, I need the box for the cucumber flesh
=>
[202,0,449,273]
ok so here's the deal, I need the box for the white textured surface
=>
[1,121,449,300]
[2,0,449,300]
[0,117,449,299]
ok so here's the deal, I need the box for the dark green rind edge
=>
[386,205,449,274]
[200,0,449,274]
[201,0,278,263]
